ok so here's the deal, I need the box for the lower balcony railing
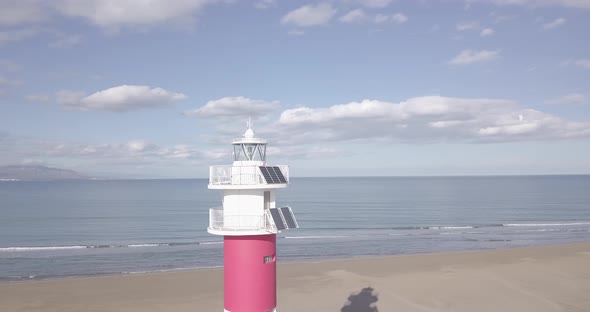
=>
[208,208,276,232]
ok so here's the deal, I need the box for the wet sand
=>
[1,242,589,312]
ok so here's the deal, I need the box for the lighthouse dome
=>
[244,128,255,138]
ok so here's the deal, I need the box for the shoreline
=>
[1,240,586,284]
[2,242,589,311]
[2,240,589,284]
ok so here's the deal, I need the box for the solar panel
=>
[259,166,274,183]
[268,166,280,182]
[280,207,298,229]
[259,166,287,184]
[269,208,286,230]
[271,167,287,183]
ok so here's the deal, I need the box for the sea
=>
[1,176,589,282]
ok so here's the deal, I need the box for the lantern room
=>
[232,124,267,166]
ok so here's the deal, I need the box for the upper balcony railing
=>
[209,165,289,186]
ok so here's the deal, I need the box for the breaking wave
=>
[2,222,588,253]
[0,241,220,253]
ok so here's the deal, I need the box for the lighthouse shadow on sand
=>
[340,287,379,312]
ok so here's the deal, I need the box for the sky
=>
[0,0,589,178]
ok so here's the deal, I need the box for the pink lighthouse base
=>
[224,234,276,312]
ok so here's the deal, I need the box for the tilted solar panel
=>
[267,166,280,182]
[259,166,274,183]
[269,208,286,230]
[259,166,287,184]
[280,206,298,229]
[271,167,287,183]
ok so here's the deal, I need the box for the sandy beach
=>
[1,242,589,312]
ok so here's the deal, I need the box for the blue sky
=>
[1,0,589,178]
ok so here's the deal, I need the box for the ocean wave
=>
[392,222,589,231]
[389,224,504,231]
[429,226,474,230]
[0,241,220,252]
[1,264,229,282]
[3,221,587,253]
[167,242,200,246]
[0,275,39,282]
[127,244,163,248]
[123,265,223,275]
[310,224,503,231]
[0,246,88,252]
[569,228,590,232]
[503,222,590,227]
[515,229,561,233]
[284,235,350,239]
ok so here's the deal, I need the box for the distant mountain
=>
[0,165,90,181]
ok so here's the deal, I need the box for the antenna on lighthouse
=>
[244,117,255,139]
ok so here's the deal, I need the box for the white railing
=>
[209,165,289,186]
[209,208,276,232]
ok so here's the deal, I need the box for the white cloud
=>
[358,0,393,8]
[456,21,479,31]
[374,13,408,24]
[56,85,187,112]
[255,0,276,9]
[391,13,408,24]
[126,140,157,152]
[575,59,590,69]
[0,0,47,26]
[5,94,590,175]
[374,14,389,24]
[58,140,218,165]
[543,17,566,29]
[267,145,339,159]
[276,96,590,143]
[488,0,590,9]
[0,133,232,178]
[53,0,210,30]
[449,49,499,65]
[44,139,220,163]
[185,96,280,119]
[339,9,366,23]
[545,93,587,105]
[26,94,51,102]
[0,1,230,33]
[281,3,337,27]
[480,28,495,36]
[55,90,85,106]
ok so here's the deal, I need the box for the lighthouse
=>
[207,123,298,312]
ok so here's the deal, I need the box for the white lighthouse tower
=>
[208,122,298,312]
